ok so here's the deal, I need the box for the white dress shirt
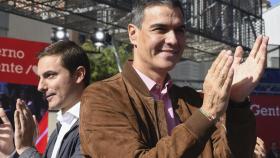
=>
[51,102,80,158]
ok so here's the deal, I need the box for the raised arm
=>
[14,99,40,158]
[230,35,269,102]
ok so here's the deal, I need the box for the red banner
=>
[0,37,49,86]
[250,95,280,148]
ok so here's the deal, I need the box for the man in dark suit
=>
[267,141,280,158]
[0,40,90,158]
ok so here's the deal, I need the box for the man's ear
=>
[74,66,86,84]
[128,24,138,47]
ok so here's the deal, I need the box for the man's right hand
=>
[201,50,234,121]
[14,99,37,155]
[0,108,15,157]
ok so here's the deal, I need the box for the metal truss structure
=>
[0,0,264,62]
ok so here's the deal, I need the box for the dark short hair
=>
[37,41,91,87]
[131,0,184,28]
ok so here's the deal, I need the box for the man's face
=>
[130,5,186,73]
[37,55,78,112]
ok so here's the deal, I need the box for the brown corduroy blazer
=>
[80,61,256,158]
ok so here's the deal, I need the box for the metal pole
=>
[111,39,122,72]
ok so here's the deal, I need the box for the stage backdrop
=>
[250,95,280,149]
[0,37,49,85]
[251,68,280,149]
[0,37,49,153]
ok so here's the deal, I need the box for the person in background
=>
[79,0,269,157]
[267,141,280,158]
[0,40,90,158]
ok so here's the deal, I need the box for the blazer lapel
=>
[55,120,79,157]
[43,122,61,158]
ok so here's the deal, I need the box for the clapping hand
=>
[0,108,15,157]
[14,99,37,155]
[201,50,234,120]
[230,36,269,102]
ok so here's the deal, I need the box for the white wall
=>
[7,14,54,43]
[263,4,280,68]
[263,4,280,45]
[0,12,9,36]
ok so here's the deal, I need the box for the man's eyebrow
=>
[150,23,186,29]
[42,70,57,77]
[150,23,168,28]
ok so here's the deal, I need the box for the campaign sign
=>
[250,95,280,149]
[0,37,48,85]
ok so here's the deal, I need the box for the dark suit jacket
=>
[80,61,256,158]
[18,120,83,158]
[267,150,280,158]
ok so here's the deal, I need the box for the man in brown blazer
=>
[80,0,269,157]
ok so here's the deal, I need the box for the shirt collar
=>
[134,67,157,91]
[57,102,80,124]
[133,67,172,93]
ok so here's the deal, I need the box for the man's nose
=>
[165,31,178,45]
[37,79,47,92]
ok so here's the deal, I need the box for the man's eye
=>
[153,28,167,32]
[44,73,56,79]
[47,74,56,78]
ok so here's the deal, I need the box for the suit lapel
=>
[43,125,60,158]
[55,120,79,157]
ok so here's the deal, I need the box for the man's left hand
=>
[230,36,269,102]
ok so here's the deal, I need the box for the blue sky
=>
[270,0,280,6]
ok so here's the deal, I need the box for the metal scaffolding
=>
[0,0,264,62]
